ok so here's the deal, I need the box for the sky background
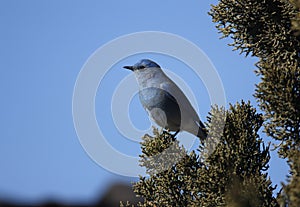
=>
[0,0,288,204]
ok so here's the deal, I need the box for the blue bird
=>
[123,59,207,140]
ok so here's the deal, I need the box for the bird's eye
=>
[138,65,145,69]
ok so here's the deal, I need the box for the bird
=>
[123,59,207,140]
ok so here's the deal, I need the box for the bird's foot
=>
[162,129,178,140]
[169,130,179,141]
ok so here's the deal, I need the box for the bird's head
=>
[123,59,160,71]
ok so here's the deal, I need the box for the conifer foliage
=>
[210,0,300,206]
[123,102,278,207]
[122,0,300,206]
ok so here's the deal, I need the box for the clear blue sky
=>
[0,0,288,204]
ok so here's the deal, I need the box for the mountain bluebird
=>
[124,59,207,140]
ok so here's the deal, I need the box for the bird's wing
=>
[159,80,207,138]
[139,87,181,131]
[159,81,200,122]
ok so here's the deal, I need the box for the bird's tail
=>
[197,121,208,141]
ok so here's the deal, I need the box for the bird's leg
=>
[172,130,179,137]
[164,128,179,139]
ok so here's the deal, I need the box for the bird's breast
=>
[139,87,164,109]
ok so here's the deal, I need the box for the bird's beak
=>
[123,66,134,71]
